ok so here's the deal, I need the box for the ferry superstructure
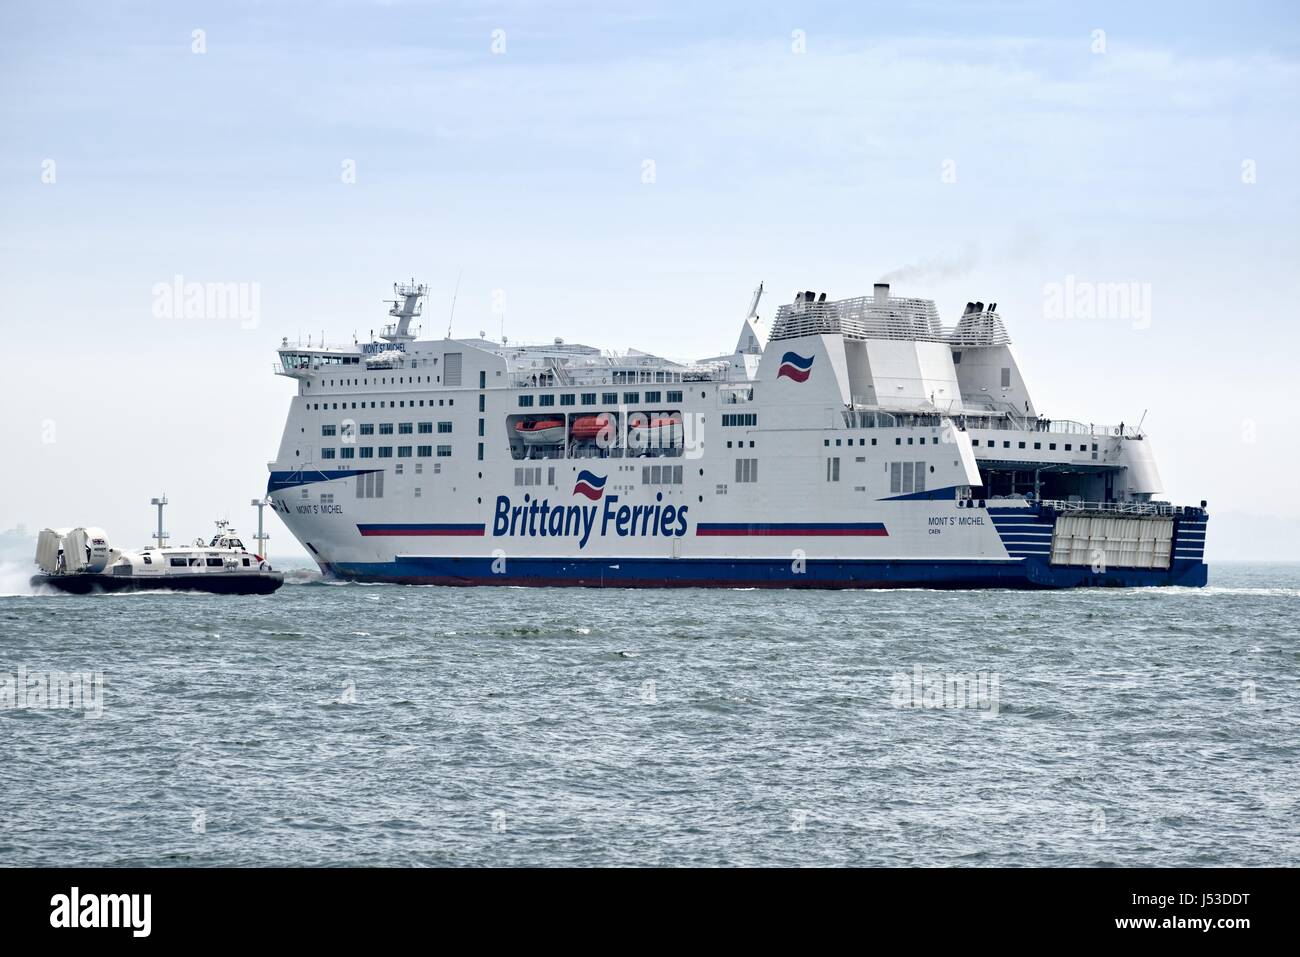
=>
[266,281,1208,588]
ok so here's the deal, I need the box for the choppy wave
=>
[1,560,1297,867]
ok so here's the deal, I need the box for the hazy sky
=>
[2,1,1297,559]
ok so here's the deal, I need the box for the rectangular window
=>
[1000,367,1011,388]
[437,445,452,457]
[321,424,336,436]
[321,448,336,459]
[666,390,683,403]
[360,423,374,435]
[478,395,485,412]
[417,445,432,457]
[645,391,661,403]
[539,394,555,407]
[398,446,412,457]
[518,395,534,407]
[602,392,618,405]
[890,461,902,494]
[399,422,413,434]
[479,370,486,389]
[623,392,639,405]
[169,557,187,567]
[581,393,597,405]
[378,446,392,458]
[735,458,758,482]
[418,422,433,434]
[560,394,576,406]
[340,447,354,459]
[914,461,925,493]
[359,447,373,458]
[438,421,452,433]
[379,423,394,435]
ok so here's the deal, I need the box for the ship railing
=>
[1038,499,1205,517]
[947,411,1139,438]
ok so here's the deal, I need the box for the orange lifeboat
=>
[570,414,613,441]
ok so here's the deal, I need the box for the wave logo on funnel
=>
[777,351,814,382]
[573,470,607,500]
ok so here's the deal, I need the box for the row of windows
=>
[356,472,385,499]
[890,461,928,495]
[325,421,452,437]
[309,399,455,411]
[514,466,556,486]
[974,439,1098,452]
[321,446,451,459]
[518,390,684,409]
[722,413,757,427]
[643,464,684,485]
[827,437,879,447]
[168,556,248,568]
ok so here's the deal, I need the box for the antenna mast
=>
[446,269,462,338]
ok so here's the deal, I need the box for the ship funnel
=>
[874,283,889,304]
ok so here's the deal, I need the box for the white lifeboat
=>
[515,418,566,446]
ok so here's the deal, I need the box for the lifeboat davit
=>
[570,414,614,441]
[515,419,566,445]
[627,413,683,449]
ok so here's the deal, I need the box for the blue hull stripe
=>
[268,468,380,493]
[319,555,1207,589]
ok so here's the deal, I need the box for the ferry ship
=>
[266,281,1208,588]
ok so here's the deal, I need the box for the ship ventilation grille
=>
[769,294,1012,346]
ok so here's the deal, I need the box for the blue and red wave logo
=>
[777,351,814,382]
[573,470,607,500]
